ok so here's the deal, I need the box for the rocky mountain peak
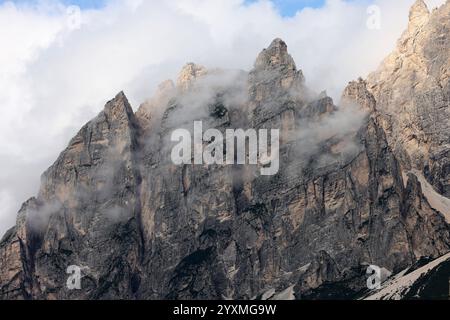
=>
[1,4,450,301]
[249,38,305,113]
[176,62,208,92]
[409,0,430,29]
[254,38,297,71]
[341,78,376,112]
[104,91,135,123]
[366,0,450,197]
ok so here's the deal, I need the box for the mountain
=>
[1,0,449,300]
[366,0,450,198]
[363,252,450,300]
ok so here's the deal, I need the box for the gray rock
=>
[1,1,449,300]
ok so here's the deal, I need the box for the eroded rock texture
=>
[366,0,450,197]
[1,1,449,300]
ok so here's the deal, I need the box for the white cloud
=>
[0,0,445,235]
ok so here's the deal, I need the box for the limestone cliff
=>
[1,1,449,300]
[366,0,450,197]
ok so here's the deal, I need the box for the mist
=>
[0,0,446,235]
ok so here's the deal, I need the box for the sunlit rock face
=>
[1,1,449,300]
[366,0,450,197]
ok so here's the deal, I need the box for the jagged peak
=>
[268,38,288,51]
[176,62,208,92]
[109,91,128,105]
[410,0,429,17]
[104,91,135,121]
[248,38,305,110]
[254,38,297,71]
[341,77,376,112]
[114,90,127,101]
[409,0,430,28]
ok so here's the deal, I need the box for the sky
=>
[0,0,106,9]
[0,0,447,235]
[248,0,327,15]
[1,0,327,15]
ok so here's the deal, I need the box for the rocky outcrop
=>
[176,63,208,93]
[1,92,143,299]
[136,79,176,129]
[248,38,308,128]
[364,251,450,300]
[341,78,376,112]
[366,0,450,197]
[1,2,449,300]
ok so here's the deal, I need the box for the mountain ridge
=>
[1,0,449,300]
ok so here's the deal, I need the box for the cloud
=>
[0,0,445,235]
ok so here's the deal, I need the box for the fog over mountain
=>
[0,0,449,300]
[0,0,445,235]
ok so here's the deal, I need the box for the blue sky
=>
[0,0,326,16]
[246,0,326,16]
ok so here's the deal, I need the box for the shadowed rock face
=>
[363,252,450,300]
[1,2,449,300]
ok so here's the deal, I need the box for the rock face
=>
[1,2,449,300]
[364,252,450,300]
[366,0,450,197]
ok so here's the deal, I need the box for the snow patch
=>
[364,252,450,300]
[272,286,296,300]
[405,170,450,223]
